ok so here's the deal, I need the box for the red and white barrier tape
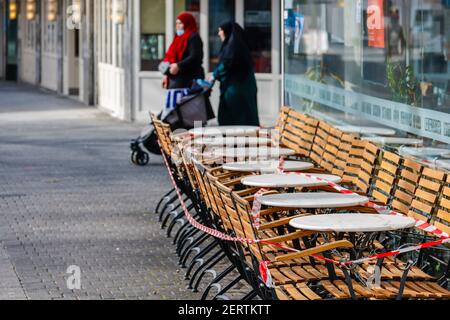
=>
[159,142,449,285]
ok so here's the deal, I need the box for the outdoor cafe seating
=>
[151,106,450,300]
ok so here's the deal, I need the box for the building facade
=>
[283,0,450,146]
[0,0,282,125]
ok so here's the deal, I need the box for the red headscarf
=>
[163,12,198,64]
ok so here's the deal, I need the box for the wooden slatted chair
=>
[370,151,402,205]
[319,128,344,174]
[432,175,450,236]
[279,110,319,157]
[309,121,332,166]
[331,134,357,178]
[408,167,446,225]
[390,159,423,215]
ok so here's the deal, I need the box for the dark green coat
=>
[213,62,260,126]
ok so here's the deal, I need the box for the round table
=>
[222,160,314,173]
[241,174,342,189]
[258,193,369,209]
[189,126,259,137]
[432,160,450,171]
[289,214,416,233]
[336,126,396,136]
[399,147,450,159]
[193,136,272,147]
[212,147,296,159]
[362,137,423,146]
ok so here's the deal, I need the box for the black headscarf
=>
[218,22,253,80]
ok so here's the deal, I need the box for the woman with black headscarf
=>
[210,22,260,126]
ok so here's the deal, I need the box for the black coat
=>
[167,33,205,89]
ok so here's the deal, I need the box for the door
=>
[63,0,80,96]
[5,0,18,81]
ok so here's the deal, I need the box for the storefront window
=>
[174,0,200,26]
[208,0,235,71]
[140,0,166,71]
[244,0,272,73]
[284,0,450,145]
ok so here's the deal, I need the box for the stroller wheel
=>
[131,150,139,165]
[136,151,149,166]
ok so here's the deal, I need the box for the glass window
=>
[244,0,272,73]
[284,0,450,145]
[208,0,235,71]
[174,0,200,27]
[140,0,166,71]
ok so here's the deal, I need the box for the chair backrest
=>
[280,110,319,157]
[151,114,173,156]
[214,179,249,242]
[231,192,265,263]
[309,121,332,165]
[408,167,446,223]
[331,133,356,178]
[432,175,450,235]
[275,106,293,136]
[370,151,402,205]
[205,173,234,233]
[390,158,423,214]
[354,141,380,194]
[320,127,344,173]
[342,139,367,184]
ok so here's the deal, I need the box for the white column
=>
[200,0,208,73]
[166,0,174,51]
[236,0,244,26]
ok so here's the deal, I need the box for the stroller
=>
[130,82,215,166]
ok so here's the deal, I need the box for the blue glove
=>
[196,79,213,88]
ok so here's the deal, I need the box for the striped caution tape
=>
[159,142,449,286]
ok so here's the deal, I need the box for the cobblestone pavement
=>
[0,82,209,300]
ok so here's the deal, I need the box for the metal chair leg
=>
[211,275,244,300]
[179,233,210,266]
[184,241,220,277]
[176,228,200,256]
[201,265,236,300]
[241,290,258,301]
[166,203,195,237]
[155,188,175,214]
[191,252,227,292]
[158,195,179,222]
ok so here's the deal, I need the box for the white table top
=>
[212,147,296,159]
[362,137,424,146]
[241,174,342,188]
[290,214,416,233]
[193,136,271,147]
[433,160,450,171]
[222,161,314,173]
[189,126,259,137]
[336,126,396,136]
[399,147,450,158]
[258,192,369,209]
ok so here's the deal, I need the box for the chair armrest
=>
[259,214,305,231]
[275,240,354,262]
[260,230,317,245]
[259,207,292,217]
[236,187,265,197]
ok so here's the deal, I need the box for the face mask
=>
[176,29,185,36]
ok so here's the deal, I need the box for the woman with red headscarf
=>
[161,12,205,89]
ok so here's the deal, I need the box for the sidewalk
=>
[0,82,199,300]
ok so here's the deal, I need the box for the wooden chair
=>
[408,167,446,224]
[370,151,402,205]
[309,121,332,166]
[390,159,423,215]
[331,134,357,178]
[279,110,319,157]
[319,128,344,174]
[432,175,450,236]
